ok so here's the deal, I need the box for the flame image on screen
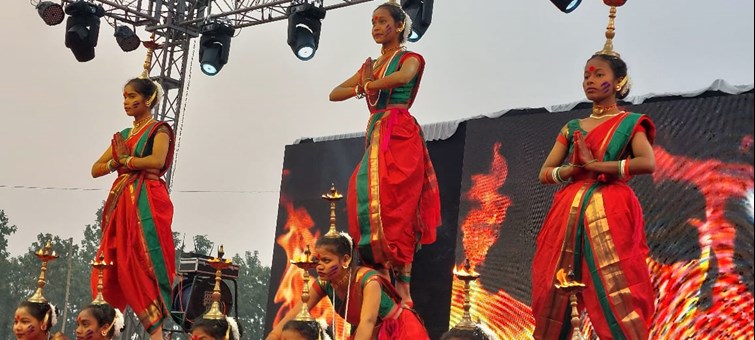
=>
[646,144,754,339]
[271,193,348,336]
[450,142,535,338]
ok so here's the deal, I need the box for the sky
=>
[1,0,753,267]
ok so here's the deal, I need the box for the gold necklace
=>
[130,117,153,137]
[590,112,622,119]
[590,104,618,119]
[367,49,402,107]
[380,45,403,56]
[331,270,351,290]
[374,46,404,69]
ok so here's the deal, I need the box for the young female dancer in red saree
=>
[267,233,429,340]
[531,32,657,339]
[328,0,441,308]
[13,301,60,340]
[90,75,175,338]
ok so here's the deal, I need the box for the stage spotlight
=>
[199,20,235,76]
[36,1,64,26]
[550,0,582,13]
[64,1,105,62]
[114,25,140,52]
[401,0,433,43]
[287,3,326,61]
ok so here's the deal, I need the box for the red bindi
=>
[589,66,595,72]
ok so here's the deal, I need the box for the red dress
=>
[93,121,176,333]
[312,267,430,339]
[532,113,656,340]
[347,51,441,268]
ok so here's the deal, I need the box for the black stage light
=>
[199,21,235,76]
[64,1,105,62]
[287,3,326,61]
[36,1,64,26]
[401,0,433,43]
[550,0,582,13]
[114,25,140,52]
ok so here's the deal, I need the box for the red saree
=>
[93,120,176,333]
[347,51,441,267]
[313,267,429,340]
[532,112,656,340]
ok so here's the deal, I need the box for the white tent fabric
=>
[294,79,754,144]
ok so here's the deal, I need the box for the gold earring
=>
[146,100,153,107]
[101,331,108,337]
[615,85,621,91]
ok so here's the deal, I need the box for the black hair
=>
[315,234,353,258]
[375,3,407,43]
[81,304,117,338]
[18,301,54,330]
[588,54,630,99]
[124,78,159,108]
[440,327,493,340]
[282,320,325,340]
[192,317,243,340]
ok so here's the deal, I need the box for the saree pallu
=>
[532,113,656,340]
[93,121,176,333]
[347,51,441,268]
[376,308,430,340]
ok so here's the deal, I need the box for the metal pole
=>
[60,237,74,334]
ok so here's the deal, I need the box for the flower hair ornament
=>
[47,303,59,328]
[338,231,354,253]
[384,0,413,43]
[225,316,241,340]
[102,308,126,337]
[616,75,631,97]
[477,321,496,340]
[316,319,333,340]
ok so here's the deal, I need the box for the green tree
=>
[63,206,106,335]
[6,234,77,334]
[193,234,214,255]
[232,250,271,339]
[0,210,19,339]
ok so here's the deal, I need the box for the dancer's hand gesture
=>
[360,57,374,90]
[112,133,130,164]
[573,130,596,167]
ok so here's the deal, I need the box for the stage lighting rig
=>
[549,0,582,13]
[114,25,140,52]
[36,1,64,26]
[199,20,235,76]
[401,0,433,42]
[287,2,326,61]
[64,1,105,62]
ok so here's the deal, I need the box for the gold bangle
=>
[364,81,372,92]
